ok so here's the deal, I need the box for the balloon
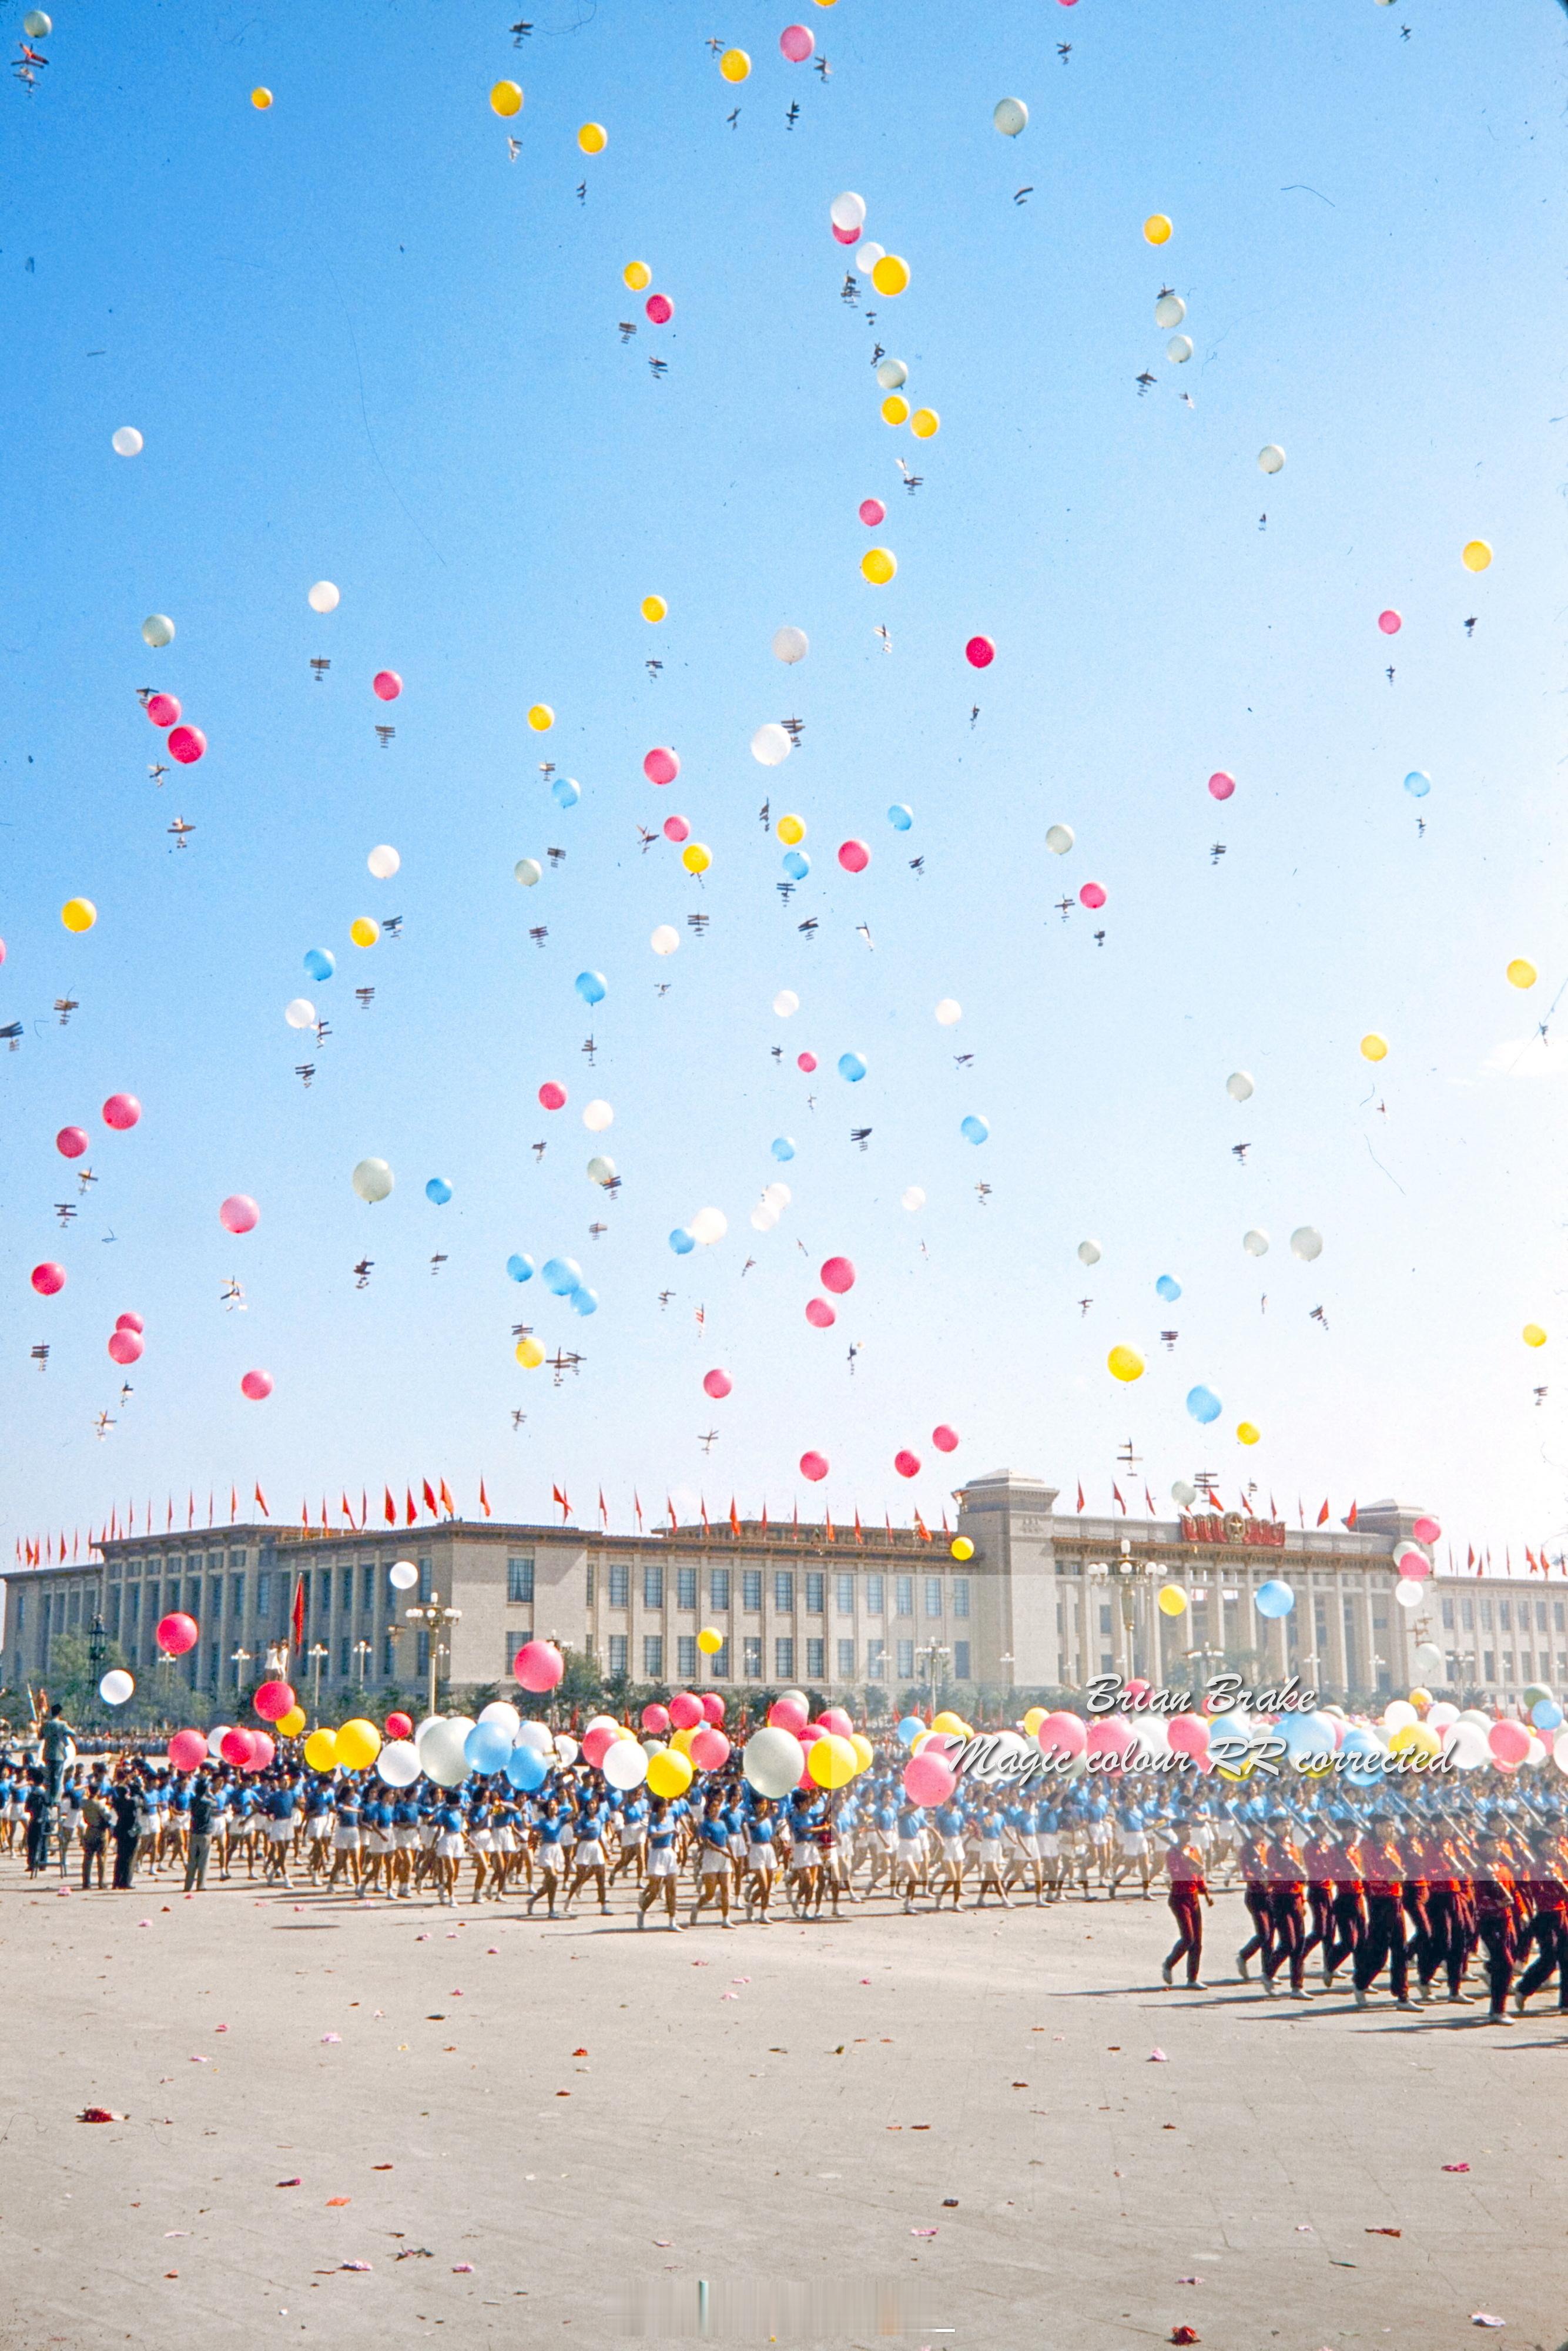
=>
[799,1450,829,1481]
[424,1176,453,1207]
[514,1720,554,1752]
[465,1722,512,1774]
[1243,1228,1269,1257]
[902,1187,926,1212]
[649,924,681,958]
[691,1207,727,1245]
[808,1733,857,1790]
[212,1193,260,1241]
[1046,823,1074,855]
[275,1707,306,1739]
[893,1449,920,1479]
[1186,1385,1222,1424]
[167,725,206,765]
[993,96,1028,135]
[388,1561,419,1595]
[1523,1323,1547,1348]
[505,1743,550,1792]
[285,998,317,1030]
[669,1227,695,1255]
[352,1157,394,1203]
[302,949,336,984]
[639,595,668,627]
[837,839,870,873]
[818,1255,856,1296]
[168,1729,207,1774]
[837,1051,867,1082]
[1107,1345,1144,1383]
[1171,1480,1197,1506]
[1154,293,1187,330]
[648,1748,694,1799]
[1077,1240,1101,1265]
[1290,1227,1323,1261]
[1037,1710,1087,1760]
[783,852,810,883]
[337,1719,383,1771]
[254,1679,296,1723]
[682,841,711,875]
[1489,1719,1530,1766]
[142,613,176,647]
[1255,1579,1294,1618]
[1208,770,1235,799]
[805,1298,836,1328]
[491,79,524,115]
[1535,1700,1565,1733]
[539,1081,567,1111]
[1507,959,1537,990]
[1412,1515,1442,1544]
[367,843,400,880]
[960,1116,990,1145]
[1378,609,1402,634]
[645,293,674,325]
[1157,1583,1188,1617]
[1258,445,1286,474]
[108,1328,143,1367]
[29,1263,65,1297]
[1155,1274,1182,1301]
[702,1368,733,1399]
[1167,1712,1210,1758]
[1144,214,1173,245]
[931,1425,959,1455]
[56,1127,88,1160]
[903,1753,956,1807]
[237,1367,274,1404]
[1079,882,1106,910]
[910,407,940,440]
[797,1052,817,1071]
[156,1612,199,1657]
[376,1739,420,1787]
[514,857,543,888]
[575,970,607,1006]
[1392,1542,1430,1579]
[1167,336,1194,364]
[623,260,651,292]
[308,581,341,614]
[1403,771,1430,799]
[61,896,97,933]
[752,722,792,767]
[668,1693,703,1733]
[145,694,180,728]
[718,44,750,79]
[514,1639,565,1693]
[861,548,897,584]
[772,626,809,667]
[1237,1421,1260,1446]
[103,1093,140,1130]
[578,121,607,153]
[112,426,143,456]
[1461,540,1493,573]
[219,1726,257,1770]
[350,916,380,949]
[419,1719,474,1789]
[950,1536,974,1563]
[99,1669,135,1706]
[1360,1033,1388,1061]
[694,1626,724,1657]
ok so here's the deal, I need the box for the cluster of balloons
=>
[741,1692,878,1798]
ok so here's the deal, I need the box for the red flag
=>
[421,1477,438,1520]
[1316,1499,1330,1527]
[254,1482,269,1519]
[339,1492,354,1526]
[1343,1502,1358,1530]
[1269,1494,1278,1522]
[320,1497,329,1532]
[668,1496,678,1532]
[600,1488,611,1531]
[207,1491,214,1528]
[553,1483,571,1523]
[1506,1546,1513,1576]
[729,1496,741,1538]
[1297,1498,1305,1529]
[405,1488,417,1527]
[440,1478,455,1519]
[1144,1486,1155,1516]
[940,1509,950,1536]
[480,1477,492,1520]
[760,1501,769,1535]
[632,1490,643,1531]
[360,1488,367,1529]
[824,1508,834,1545]
[1076,1481,1085,1513]
[700,1497,711,1533]
[187,1491,195,1529]
[290,1575,305,1654]
[792,1501,799,1538]
[384,1486,397,1526]
[166,1496,173,1531]
[229,1485,238,1523]
[1112,1482,1127,1515]
[1241,1492,1255,1518]
[1527,1546,1539,1573]
[914,1509,930,1542]
[884,1512,893,1540]
[300,1498,310,1531]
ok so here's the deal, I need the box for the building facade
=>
[4,1469,1563,1710]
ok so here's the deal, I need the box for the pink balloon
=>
[244,1730,276,1773]
[167,724,206,764]
[1489,1719,1530,1766]
[30,1262,66,1296]
[702,1367,733,1399]
[1208,771,1235,801]
[662,813,690,842]
[538,1081,567,1110]
[220,1194,259,1235]
[645,293,674,325]
[385,1712,414,1740]
[146,693,181,728]
[103,1093,141,1130]
[669,1692,703,1731]
[817,1706,853,1737]
[701,1692,726,1724]
[641,1703,671,1734]
[1412,1515,1442,1545]
[644,746,679,786]
[254,1679,296,1723]
[796,1051,817,1073]
[1124,1677,1151,1700]
[805,1297,836,1328]
[820,1255,856,1294]
[108,1328,143,1365]
[779,22,814,61]
[858,497,886,527]
[240,1369,273,1401]
[372,669,403,701]
[55,1126,88,1159]
[965,635,995,669]
[799,1451,829,1482]
[691,1726,731,1770]
[156,1611,199,1657]
[894,1449,920,1479]
[932,1424,959,1453]
[220,1727,256,1769]
[1167,1712,1211,1757]
[832,221,859,245]
[797,1720,823,1746]
[581,1723,619,1769]
[1085,1719,1134,1761]
[1378,609,1402,635]
[1079,882,1106,911]
[903,1752,957,1807]
[1036,1710,1088,1760]
[514,1639,565,1693]
[769,1696,809,1734]
[115,1311,145,1333]
[837,839,869,873]
[0,938,5,964]
[168,1729,207,1773]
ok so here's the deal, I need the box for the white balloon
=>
[99,1669,134,1706]
[141,614,175,649]
[934,999,962,1027]
[367,843,400,879]
[582,1099,614,1133]
[1394,1580,1424,1609]
[1154,292,1186,329]
[1412,1645,1445,1677]
[854,242,884,273]
[1242,1228,1270,1257]
[1426,1701,1459,1730]
[751,722,792,766]
[1258,444,1286,475]
[602,1738,648,1791]
[377,1739,421,1787]
[751,1204,779,1233]
[830,190,866,232]
[901,1186,926,1212]
[1290,1226,1323,1262]
[284,998,317,1030]
[691,1206,728,1246]
[772,989,799,1017]
[514,858,542,887]
[351,1157,394,1204]
[1045,823,1074,855]
[1524,1735,1546,1768]
[1166,334,1193,364]
[875,358,908,392]
[993,96,1028,136]
[1445,1721,1489,1770]
[389,1559,419,1590]
[1077,1239,1101,1266]
[514,1720,554,1753]
[772,624,809,665]
[762,1183,791,1208]
[651,924,680,956]
[1383,1699,1418,1730]
[554,1734,579,1767]
[420,1719,474,1788]
[206,1724,230,1758]
[587,1155,617,1186]
[1554,1729,1568,1774]
[112,426,143,457]
[1171,1480,1197,1506]
[1226,1070,1254,1101]
[307,580,341,614]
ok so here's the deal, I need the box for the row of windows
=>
[588,1634,973,1683]
[599,1565,969,1619]
[110,1550,249,1579]
[1442,1597,1566,1635]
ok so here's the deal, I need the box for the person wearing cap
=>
[1160,1817,1212,1988]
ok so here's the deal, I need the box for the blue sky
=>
[2,0,1566,1558]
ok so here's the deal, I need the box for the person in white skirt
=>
[742,1798,779,1923]
[637,1801,683,1929]
[326,1786,362,1893]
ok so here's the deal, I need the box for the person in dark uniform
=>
[39,1704,76,1801]
[110,1773,142,1890]
[1161,1818,1212,1987]
[184,1775,216,1893]
[22,1770,54,1876]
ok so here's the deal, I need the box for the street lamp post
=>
[353,1639,371,1689]
[915,1639,950,1719]
[1088,1537,1156,1680]
[403,1592,463,1718]
[308,1641,329,1710]
[87,1612,106,1720]
[230,1644,252,1696]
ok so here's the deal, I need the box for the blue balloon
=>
[887,803,913,832]
[552,776,581,808]
[569,1285,598,1317]
[1532,1699,1563,1732]
[1185,1385,1222,1424]
[771,1136,796,1161]
[669,1227,695,1255]
[542,1255,582,1295]
[465,1722,512,1774]
[1255,1579,1295,1619]
[425,1176,453,1205]
[895,1714,924,1746]
[960,1114,990,1145]
[782,849,810,880]
[575,970,607,1006]
[1155,1274,1182,1302]
[1403,769,1431,799]
[505,1744,549,1791]
[838,1051,867,1083]
[303,947,336,983]
[506,1252,535,1284]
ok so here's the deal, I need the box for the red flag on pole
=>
[853,1508,863,1545]
[599,1488,610,1531]
[1112,1482,1127,1515]
[479,1478,492,1519]
[553,1484,571,1523]
[632,1491,644,1531]
[253,1482,269,1519]
[699,1497,711,1533]
[290,1575,305,1653]
[914,1509,930,1542]
[187,1492,196,1529]
[824,1508,834,1545]
[166,1496,173,1531]
[383,1486,396,1526]
[1343,1502,1358,1530]
[1076,1481,1085,1513]
[729,1496,741,1538]
[1144,1486,1155,1516]
[667,1496,678,1532]
[421,1478,438,1520]
[1317,1499,1330,1526]
[440,1479,455,1519]
[229,1485,238,1524]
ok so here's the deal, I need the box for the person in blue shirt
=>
[932,1799,967,1910]
[974,1793,1012,1910]
[390,1793,420,1898]
[361,1790,394,1897]
[527,1797,566,1918]
[612,1794,649,1887]
[690,1793,736,1928]
[326,1781,363,1895]
[637,1799,683,1930]
[742,1797,778,1923]
[1109,1801,1154,1901]
[563,1791,611,1916]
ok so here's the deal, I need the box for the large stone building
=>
[3,1470,1562,1710]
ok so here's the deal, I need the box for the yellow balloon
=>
[880,394,910,426]
[861,547,897,585]
[808,1732,857,1789]
[719,46,751,81]
[910,407,940,440]
[276,1706,307,1739]
[641,594,667,624]
[250,87,273,110]
[350,916,380,948]
[871,254,909,296]
[61,897,96,933]
[1144,213,1173,245]
[1236,1421,1260,1446]
[1523,1323,1547,1349]
[303,1727,339,1771]
[1507,958,1537,989]
[681,841,711,875]
[931,1710,966,1736]
[671,1724,698,1757]
[647,1747,693,1799]
[1157,1583,1188,1617]
[950,1536,974,1562]
[1023,1706,1048,1736]
[515,1335,545,1368]
[849,1732,874,1773]
[1405,1722,1441,1759]
[491,79,524,118]
[1408,1688,1433,1711]
[623,260,652,292]
[1461,538,1493,573]
[1360,1032,1388,1062]
[578,122,607,155]
[776,813,805,846]
[1107,1344,1145,1384]
[336,1717,382,1771]
[528,703,554,732]
[696,1626,722,1655]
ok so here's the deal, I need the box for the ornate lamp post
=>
[403,1592,462,1717]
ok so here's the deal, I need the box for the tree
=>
[39,1633,130,1720]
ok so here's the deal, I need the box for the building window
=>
[339,1637,350,1679]
[866,1575,884,1616]
[1484,1650,1495,1680]
[742,1569,762,1612]
[954,1641,971,1680]
[644,1565,665,1610]
[677,1635,698,1680]
[360,1563,375,1612]
[256,1572,270,1619]
[1100,1604,1114,1635]
[383,1633,397,1677]
[775,1637,796,1679]
[924,1576,943,1619]
[896,1639,915,1680]
[416,1629,430,1677]
[608,1633,628,1675]
[507,1557,535,1605]
[677,1566,698,1610]
[951,1578,970,1620]
[743,1636,763,1679]
[232,1550,246,1569]
[504,1635,522,1675]
[1480,1599,1493,1630]
[806,1637,825,1679]
[338,1567,353,1612]
[108,1589,120,1639]
[1556,1602,1566,1633]
[585,1562,595,1606]
[837,1639,856,1678]
[774,1570,795,1612]
[1441,1599,1455,1628]
[708,1640,731,1678]
[1101,1652,1115,1675]
[835,1573,855,1616]
[609,1563,629,1608]
[12,1590,24,1635]
[126,1587,140,1637]
[805,1572,825,1616]
[1537,1600,1550,1632]
[710,1566,731,1610]
[228,1573,243,1620]
[643,1635,665,1678]
[207,1643,220,1689]
[1499,1600,1512,1632]
[866,1636,886,1680]
[1462,1598,1475,1630]
[895,1576,913,1618]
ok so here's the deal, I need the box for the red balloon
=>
[797,1720,823,1745]
[168,1729,207,1773]
[645,293,674,325]
[644,746,679,785]
[146,693,181,728]
[668,1692,703,1731]
[796,1051,817,1073]
[641,1702,671,1734]
[1036,1709,1088,1760]
[385,1711,413,1740]
[837,839,869,873]
[932,1424,959,1453]
[254,1679,296,1723]
[108,1328,143,1365]
[115,1311,145,1333]
[769,1696,809,1734]
[514,1638,565,1693]
[1085,1718,1134,1761]
[1378,609,1402,635]
[538,1081,567,1110]
[31,1262,66,1296]
[1208,771,1235,801]
[894,1449,920,1479]
[244,1730,276,1773]
[858,497,886,527]
[103,1093,141,1130]
[702,1367,733,1399]
[700,1692,725,1724]
[831,221,859,245]
[903,1752,956,1807]
[372,670,403,701]
[965,635,996,668]
[805,1297,836,1328]
[1079,882,1106,911]
[240,1368,274,1401]
[167,724,206,763]
[690,1726,731,1771]
[817,1706,853,1737]
[55,1126,88,1159]
[156,1611,199,1657]
[661,813,690,843]
[799,1449,829,1482]
[581,1723,619,1768]
[220,1726,256,1768]
[820,1255,856,1294]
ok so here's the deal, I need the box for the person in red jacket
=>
[1512,1831,1568,2016]
[1353,1810,1419,2011]
[1261,1812,1308,1997]
[1472,1833,1518,2023]
[1234,1828,1276,1982]
[1161,1820,1213,1988]
[1415,1814,1475,2004]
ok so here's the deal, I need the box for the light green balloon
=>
[351,1157,394,1204]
